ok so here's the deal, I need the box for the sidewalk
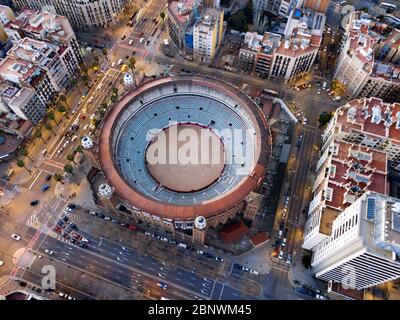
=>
[233,242,273,275]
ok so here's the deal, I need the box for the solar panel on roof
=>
[367,197,376,221]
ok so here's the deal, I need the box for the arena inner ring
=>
[99,75,271,220]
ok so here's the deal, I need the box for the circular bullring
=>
[99,75,271,220]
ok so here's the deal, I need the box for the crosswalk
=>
[271,258,290,273]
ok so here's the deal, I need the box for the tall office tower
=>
[312,191,400,290]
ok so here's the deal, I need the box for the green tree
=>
[75,145,83,154]
[53,173,64,184]
[18,147,32,160]
[227,10,248,32]
[111,94,118,103]
[44,123,55,134]
[111,87,118,95]
[64,163,73,174]
[128,57,136,74]
[101,102,108,109]
[81,74,89,86]
[318,111,333,127]
[47,111,59,125]
[70,78,82,95]
[102,48,109,56]
[16,159,31,173]
[34,129,45,143]
[67,154,76,164]
[60,94,69,109]
[160,12,165,21]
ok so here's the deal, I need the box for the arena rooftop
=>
[99,75,271,220]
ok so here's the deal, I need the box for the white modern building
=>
[312,191,400,290]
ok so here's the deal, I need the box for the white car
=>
[44,249,54,255]
[302,118,307,125]
[278,251,284,260]
[81,238,89,243]
[0,260,4,266]
[11,234,21,241]
[282,238,287,247]
[71,135,78,142]
[104,216,111,221]
[59,292,68,299]
[65,207,73,213]
[250,269,259,275]
[83,125,88,131]
[160,237,168,242]
[89,211,96,215]
[197,250,204,255]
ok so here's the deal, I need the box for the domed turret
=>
[98,183,113,198]
[81,136,93,149]
[194,216,207,230]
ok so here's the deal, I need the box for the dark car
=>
[79,242,88,248]
[67,204,76,209]
[99,214,105,219]
[41,184,50,192]
[57,220,65,227]
[70,224,78,231]
[62,216,69,223]
[233,263,243,270]
[30,200,39,206]
[203,252,213,258]
[45,174,52,181]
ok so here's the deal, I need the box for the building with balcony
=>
[312,191,400,290]
[335,12,400,102]
[11,0,128,30]
[4,7,83,65]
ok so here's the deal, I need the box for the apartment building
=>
[239,31,281,77]
[0,85,45,123]
[312,191,400,290]
[240,7,323,82]
[193,8,224,64]
[4,7,83,65]
[303,138,388,250]
[0,56,57,105]
[335,12,400,102]
[166,0,196,50]
[321,97,400,169]
[8,38,75,91]
[11,0,128,30]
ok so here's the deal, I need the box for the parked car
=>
[45,174,52,181]
[196,250,204,255]
[160,237,168,242]
[30,200,39,206]
[287,254,293,265]
[233,263,243,270]
[44,249,54,255]
[278,251,284,260]
[41,184,50,192]
[250,269,259,275]
[282,238,287,247]
[215,256,224,262]
[157,282,168,289]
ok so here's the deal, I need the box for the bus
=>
[380,2,397,12]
